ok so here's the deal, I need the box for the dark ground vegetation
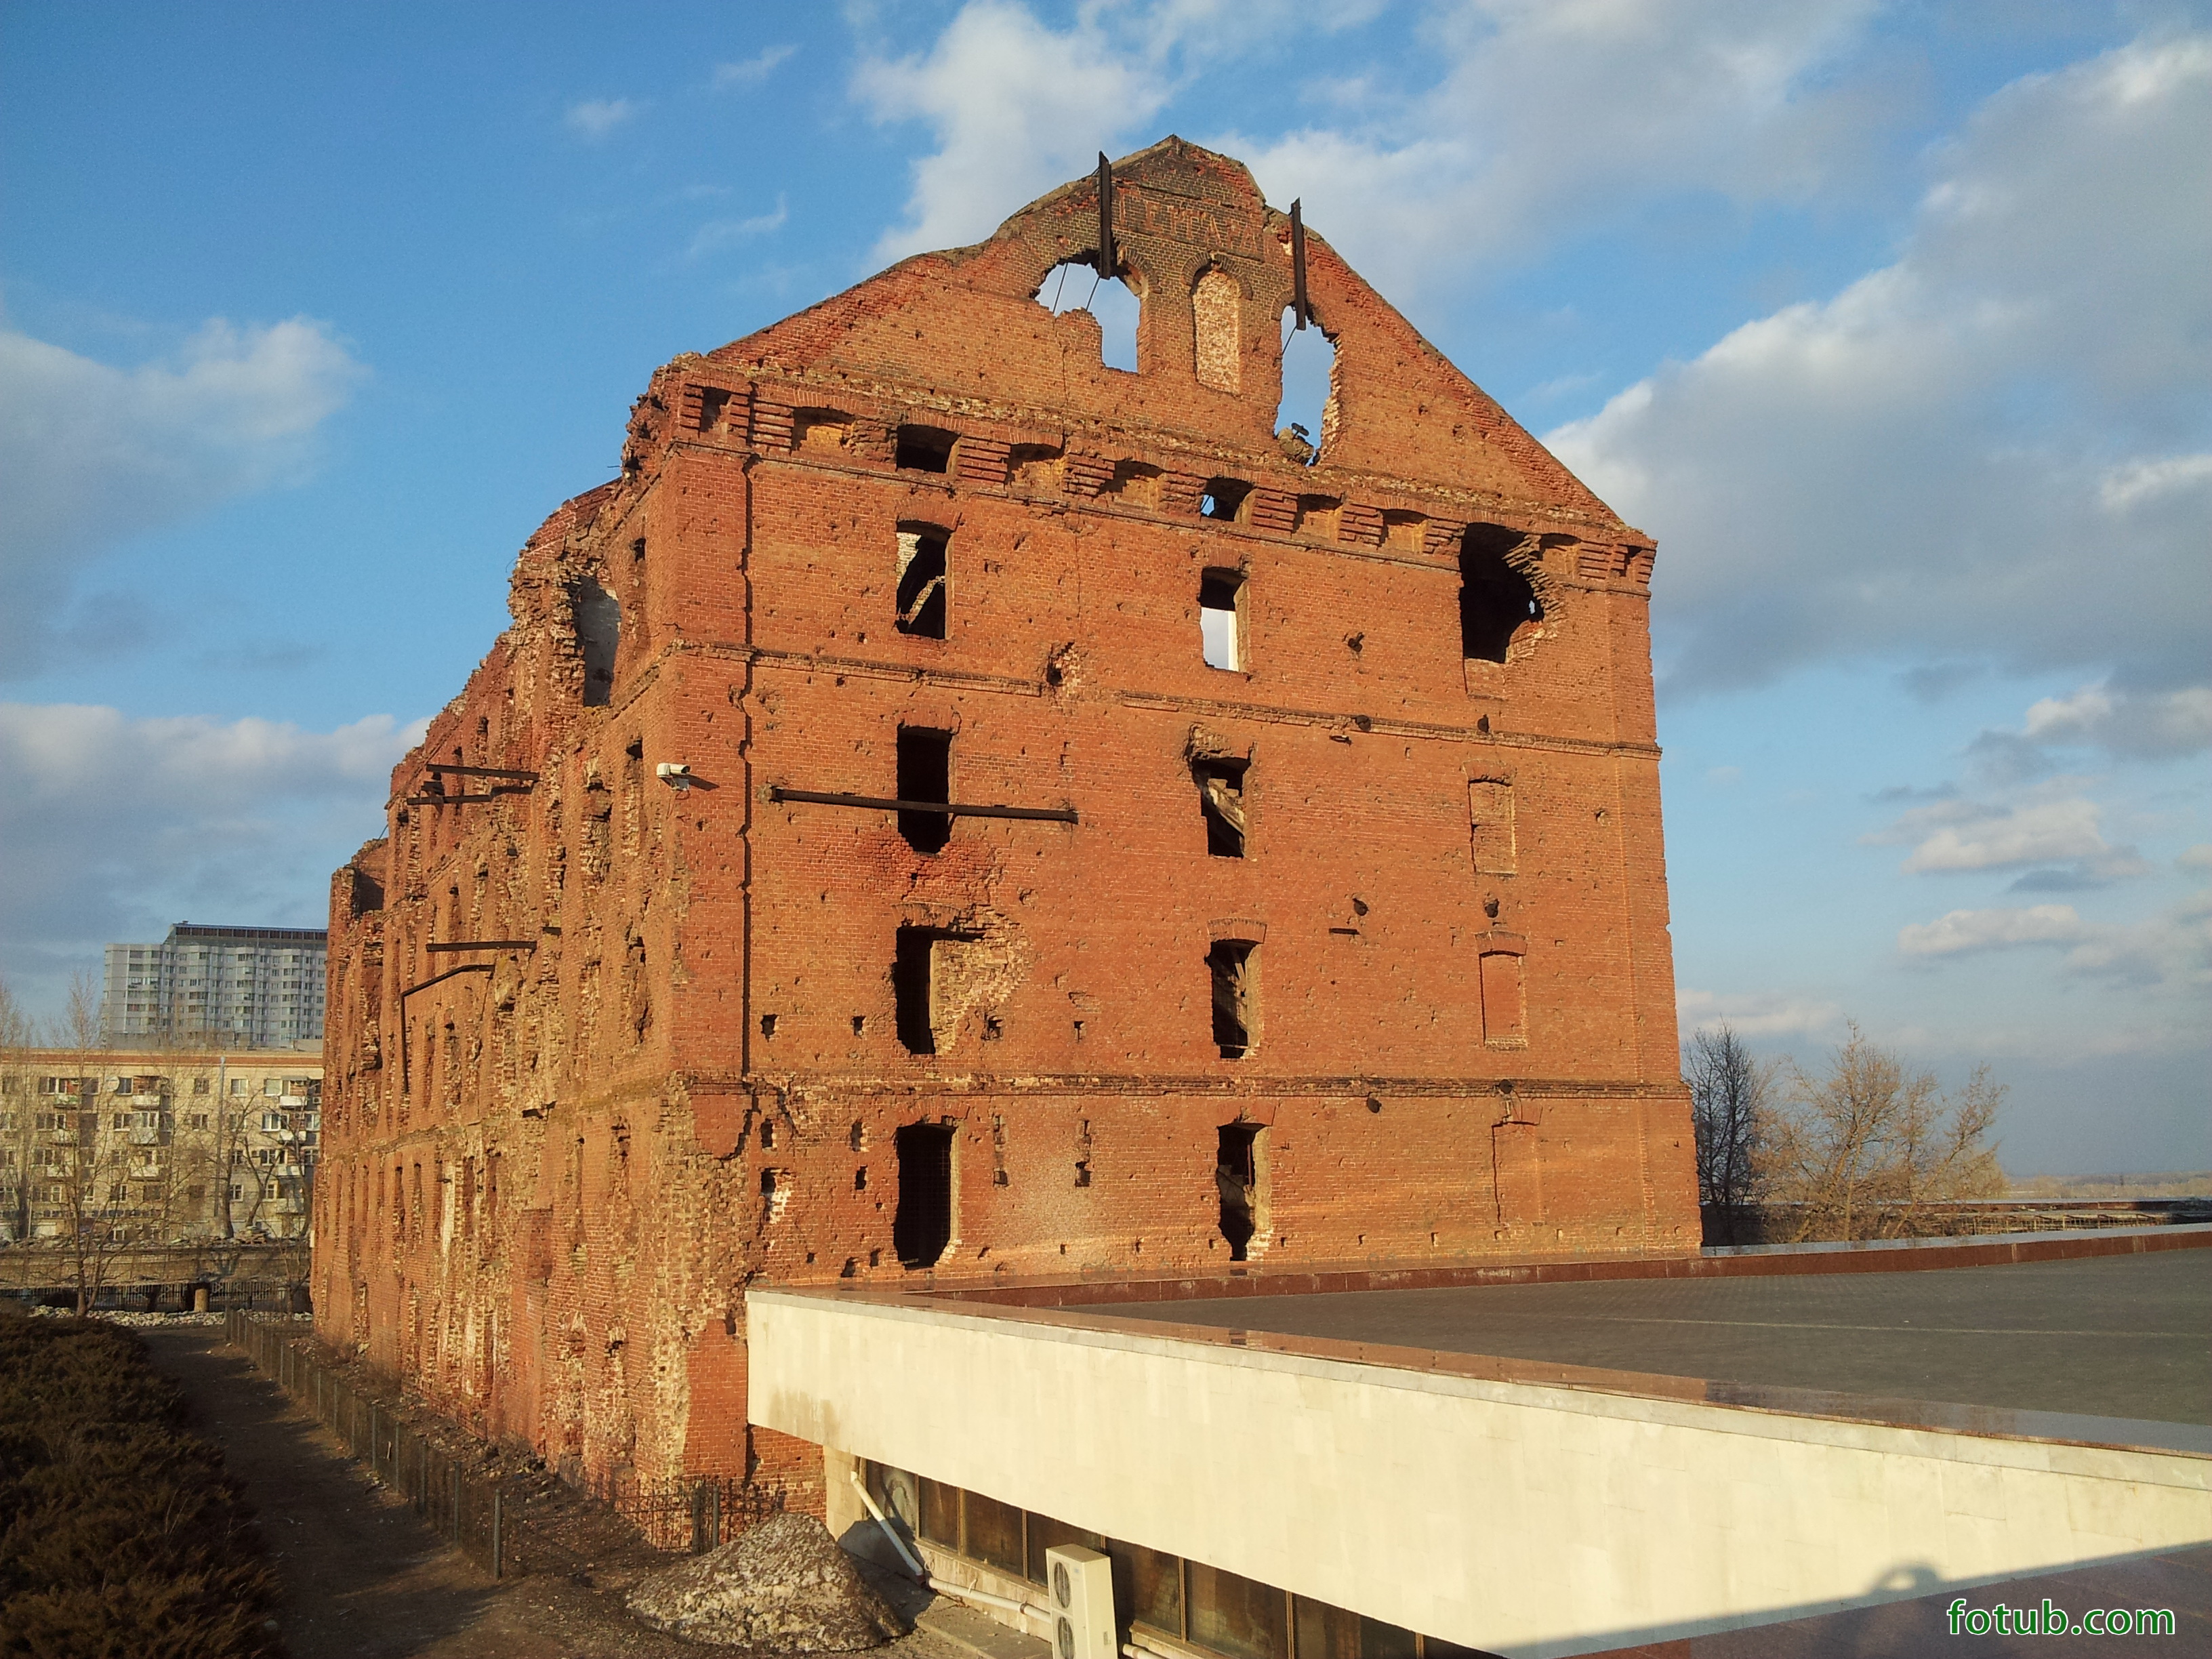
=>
[0,1308,281,1658]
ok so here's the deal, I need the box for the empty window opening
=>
[896,727,954,854]
[570,579,619,707]
[1275,313,1338,466]
[1216,1123,1261,1261]
[895,525,949,640]
[895,425,956,473]
[1193,266,1242,393]
[1193,756,1249,858]
[1035,258,1141,371]
[1200,570,1244,672]
[1200,478,1251,522]
[1208,940,1256,1059]
[893,1122,955,1269]
[893,926,975,1055]
[1459,525,1543,663]
[1470,779,1517,875]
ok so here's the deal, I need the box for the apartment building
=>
[100,922,328,1048]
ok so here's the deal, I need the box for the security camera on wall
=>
[655,762,693,791]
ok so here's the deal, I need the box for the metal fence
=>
[226,1312,779,1573]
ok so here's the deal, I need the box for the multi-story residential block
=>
[0,1048,321,1243]
[100,922,329,1048]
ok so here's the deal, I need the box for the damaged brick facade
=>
[313,140,1697,1502]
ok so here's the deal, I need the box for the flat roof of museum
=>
[1096,1247,2211,1427]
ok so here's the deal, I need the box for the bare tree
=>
[1763,1024,2007,1241]
[1684,1024,1768,1244]
[62,968,103,1051]
[1,975,33,1242]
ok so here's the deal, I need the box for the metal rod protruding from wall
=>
[1290,199,1309,331]
[1098,152,1117,283]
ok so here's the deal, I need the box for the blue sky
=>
[2,1,2205,1172]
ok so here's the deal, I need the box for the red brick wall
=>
[314,138,1694,1494]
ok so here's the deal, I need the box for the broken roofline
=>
[691,137,1640,538]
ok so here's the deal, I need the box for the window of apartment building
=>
[1199,569,1244,671]
[895,524,951,639]
[896,727,954,854]
[891,1122,956,1269]
[1208,940,1256,1059]
[1193,755,1249,858]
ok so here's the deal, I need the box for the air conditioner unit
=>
[1045,1545,1116,1659]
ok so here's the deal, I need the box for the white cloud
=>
[1878,798,2119,874]
[0,317,366,677]
[2099,451,2212,512]
[688,196,790,260]
[1228,0,1885,302]
[714,45,798,89]
[0,702,424,1004]
[2180,844,2212,873]
[1898,904,2089,956]
[1676,987,1841,1038]
[853,1,1180,262]
[565,98,640,139]
[2018,682,2212,758]
[1547,34,2212,693]
[1898,895,2212,989]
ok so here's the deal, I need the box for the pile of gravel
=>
[628,1511,907,1651]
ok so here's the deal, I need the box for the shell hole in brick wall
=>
[893,1123,954,1268]
[1275,313,1337,466]
[1459,524,1542,664]
[1036,259,1140,371]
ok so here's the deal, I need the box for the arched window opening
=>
[1275,310,1338,466]
[895,523,949,639]
[1208,939,1256,1059]
[570,579,619,706]
[1216,1123,1262,1261]
[1458,525,1542,664]
[893,1122,956,1268]
[1193,266,1241,392]
[1035,258,1141,371]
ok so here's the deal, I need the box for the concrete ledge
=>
[750,1285,2212,1659]
[916,1223,2212,1309]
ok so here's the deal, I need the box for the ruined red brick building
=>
[314,139,1695,1498]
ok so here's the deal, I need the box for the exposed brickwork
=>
[313,138,1694,1499]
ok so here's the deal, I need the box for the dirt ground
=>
[140,1327,975,1659]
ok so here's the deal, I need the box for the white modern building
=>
[100,922,327,1049]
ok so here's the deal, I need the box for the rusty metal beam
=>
[424,941,538,954]
[398,963,493,999]
[1290,199,1309,330]
[768,786,1078,824]
[424,764,539,781]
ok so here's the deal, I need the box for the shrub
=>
[0,1309,281,1658]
